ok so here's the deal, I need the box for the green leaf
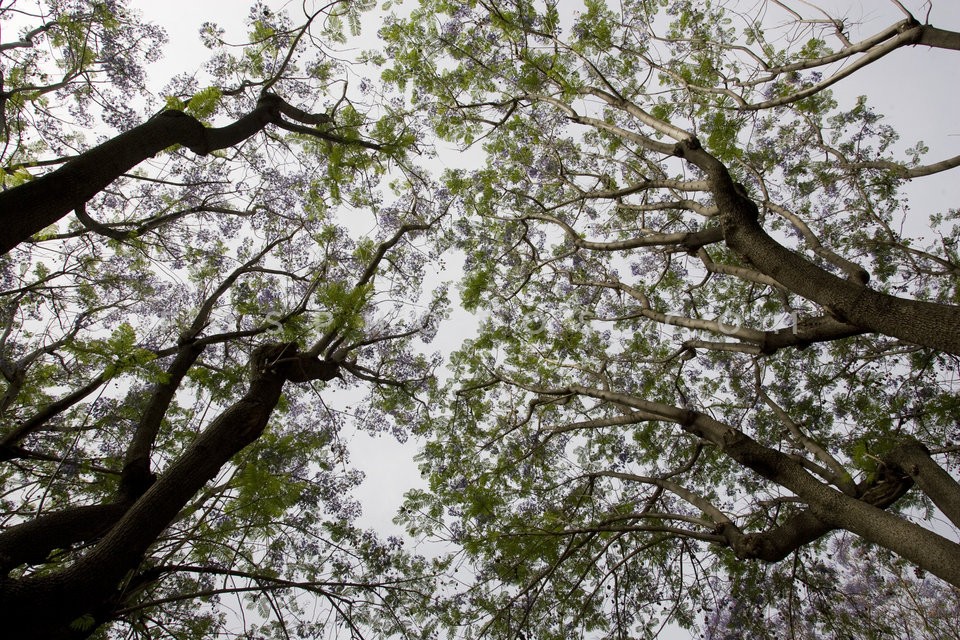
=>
[185,86,222,119]
[69,615,96,632]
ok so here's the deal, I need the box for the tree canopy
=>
[381,0,960,638]
[1,0,959,639]
[1,1,447,637]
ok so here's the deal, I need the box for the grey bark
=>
[913,24,960,50]
[672,138,960,355]
[567,384,960,586]
[695,418,960,588]
[889,439,960,528]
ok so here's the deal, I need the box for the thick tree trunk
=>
[889,439,960,528]
[0,344,339,639]
[0,94,285,255]
[674,139,960,355]
[705,421,960,588]
[720,465,912,563]
[567,385,960,587]
[914,24,960,51]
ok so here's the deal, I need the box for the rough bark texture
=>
[705,423,960,587]
[0,93,285,255]
[0,501,133,575]
[889,439,960,528]
[567,385,960,587]
[0,343,339,639]
[720,464,913,563]
[673,138,960,355]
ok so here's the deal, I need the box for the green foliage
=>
[4,0,960,638]
[0,1,443,638]
[1,167,35,188]
[69,615,97,632]
[185,86,223,119]
[380,0,960,638]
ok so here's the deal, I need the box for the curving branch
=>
[756,386,857,495]
[519,209,723,253]
[665,17,960,110]
[0,371,108,456]
[0,501,132,575]
[672,137,960,354]
[516,379,927,566]
[841,153,960,180]
[499,376,959,585]
[0,342,341,638]
[764,201,870,284]
[308,208,444,358]
[560,382,958,585]
[0,93,380,255]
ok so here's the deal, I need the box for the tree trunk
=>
[567,384,960,587]
[889,439,960,528]
[674,139,960,355]
[713,425,960,588]
[0,94,285,255]
[0,344,338,639]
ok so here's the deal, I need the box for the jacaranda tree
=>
[0,1,449,637]
[381,0,960,638]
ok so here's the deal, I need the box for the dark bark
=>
[0,501,132,574]
[119,343,205,497]
[700,421,960,587]
[680,226,724,253]
[0,343,340,639]
[0,372,108,457]
[673,138,960,355]
[719,510,829,562]
[0,338,202,575]
[889,439,960,528]
[0,94,285,255]
[720,459,913,562]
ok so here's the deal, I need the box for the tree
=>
[381,0,960,637]
[0,1,447,638]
